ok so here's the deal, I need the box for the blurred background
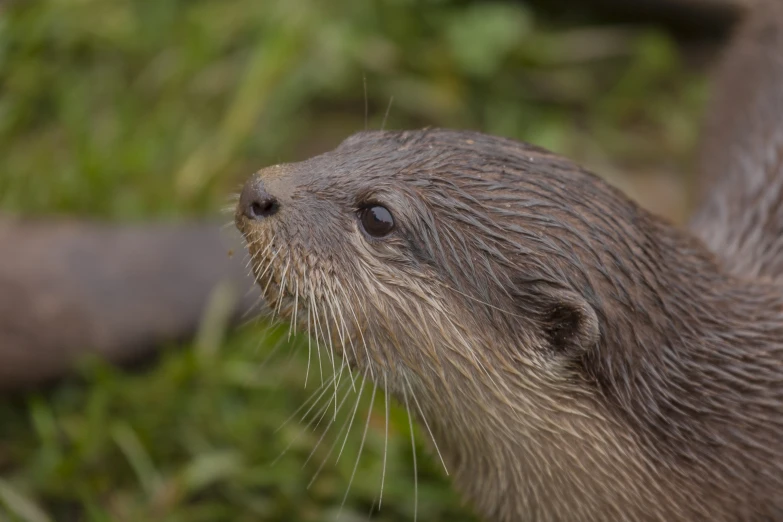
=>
[0,0,733,520]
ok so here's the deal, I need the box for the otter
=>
[231,2,783,521]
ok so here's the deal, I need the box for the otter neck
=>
[405,226,783,522]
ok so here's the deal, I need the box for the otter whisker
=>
[255,328,288,370]
[260,249,284,299]
[381,95,394,132]
[244,233,275,273]
[311,288,340,414]
[220,217,237,229]
[273,256,292,319]
[438,307,513,405]
[241,298,266,325]
[341,276,375,379]
[295,373,343,429]
[309,286,333,375]
[221,191,242,210]
[251,235,278,275]
[366,499,378,520]
[403,373,449,476]
[236,278,267,324]
[243,251,259,277]
[402,382,419,522]
[272,376,347,466]
[289,278,300,341]
[274,373,337,435]
[308,284,341,416]
[379,372,390,509]
[240,250,264,320]
[307,374,367,490]
[243,248,257,273]
[312,377,353,437]
[303,375,356,469]
[324,282,357,391]
[331,282,363,366]
[334,358,350,406]
[321,286,345,392]
[338,381,378,521]
[322,290,346,383]
[336,376,367,464]
[305,298,314,387]
[239,241,275,322]
[324,282,349,359]
[363,74,368,131]
[308,291,325,385]
[437,279,524,320]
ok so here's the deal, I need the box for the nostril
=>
[248,197,279,220]
[239,178,280,221]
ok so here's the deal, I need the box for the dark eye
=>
[358,205,395,238]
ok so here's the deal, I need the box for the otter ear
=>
[514,283,600,356]
[541,289,599,355]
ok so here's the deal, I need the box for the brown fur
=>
[236,2,783,521]
[690,0,783,280]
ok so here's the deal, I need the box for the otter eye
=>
[358,205,394,238]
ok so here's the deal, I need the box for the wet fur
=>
[690,0,783,280]
[237,3,783,521]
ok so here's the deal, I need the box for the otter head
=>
[234,128,735,519]
[233,128,620,407]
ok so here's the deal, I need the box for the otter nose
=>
[239,179,279,221]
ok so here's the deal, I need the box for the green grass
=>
[0,0,707,520]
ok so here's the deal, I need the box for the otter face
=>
[235,128,601,396]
